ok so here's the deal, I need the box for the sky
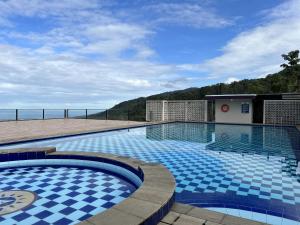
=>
[0,0,300,109]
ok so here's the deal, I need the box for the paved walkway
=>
[0,119,148,144]
[160,203,268,225]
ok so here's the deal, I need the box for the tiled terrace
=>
[0,119,148,144]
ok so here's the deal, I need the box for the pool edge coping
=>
[0,147,176,225]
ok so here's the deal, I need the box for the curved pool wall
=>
[0,147,176,225]
[0,148,143,188]
[0,159,142,188]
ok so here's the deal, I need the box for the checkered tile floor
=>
[3,123,300,223]
[0,166,136,225]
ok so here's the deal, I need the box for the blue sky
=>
[0,0,299,108]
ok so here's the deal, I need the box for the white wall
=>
[215,99,253,124]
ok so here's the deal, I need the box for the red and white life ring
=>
[221,104,230,112]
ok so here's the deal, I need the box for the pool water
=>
[2,122,300,224]
[0,165,136,225]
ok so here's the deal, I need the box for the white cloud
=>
[145,3,232,28]
[263,0,299,20]
[0,6,153,58]
[0,82,20,90]
[224,77,239,84]
[176,64,203,72]
[202,0,300,79]
[76,23,153,56]
[0,43,188,108]
[0,0,171,108]
[124,79,152,88]
[0,0,100,19]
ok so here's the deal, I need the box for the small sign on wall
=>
[241,103,250,114]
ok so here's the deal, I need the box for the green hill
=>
[92,65,299,121]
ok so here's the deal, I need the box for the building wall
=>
[264,100,300,125]
[146,100,164,121]
[215,99,253,124]
[146,100,207,122]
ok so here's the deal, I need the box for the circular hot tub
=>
[0,148,175,225]
[0,159,142,225]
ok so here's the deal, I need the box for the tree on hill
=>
[281,50,300,67]
[280,50,300,92]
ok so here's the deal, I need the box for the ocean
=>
[0,109,106,121]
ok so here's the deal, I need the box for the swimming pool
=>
[2,122,300,224]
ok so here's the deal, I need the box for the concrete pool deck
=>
[0,119,149,145]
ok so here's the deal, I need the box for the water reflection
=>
[146,122,300,180]
[146,123,300,160]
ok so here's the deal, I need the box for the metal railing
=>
[0,109,131,121]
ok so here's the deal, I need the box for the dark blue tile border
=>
[176,190,300,222]
[0,151,42,162]
[176,121,296,128]
[0,147,144,185]
[0,151,144,189]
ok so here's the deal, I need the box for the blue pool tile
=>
[78,213,93,221]
[0,153,8,162]
[102,194,114,201]
[8,153,18,161]
[62,199,77,206]
[0,165,136,225]
[59,207,76,215]
[19,152,28,160]
[102,202,115,208]
[36,152,45,159]
[42,201,57,208]
[80,205,97,213]
[46,194,60,200]
[32,221,49,225]
[27,152,37,159]
[53,218,73,225]
[13,212,32,221]
[35,210,52,219]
